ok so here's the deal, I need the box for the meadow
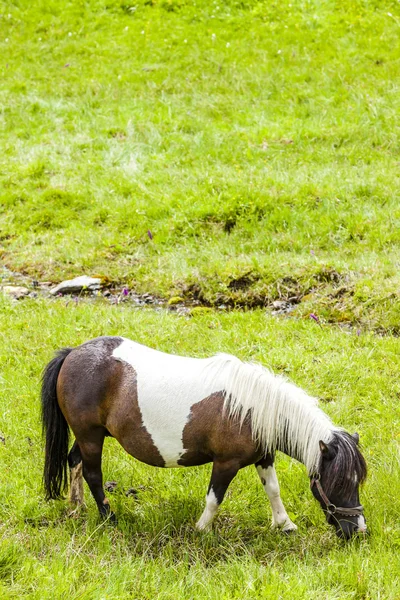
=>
[1,0,400,598]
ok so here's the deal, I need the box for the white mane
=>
[205,353,339,474]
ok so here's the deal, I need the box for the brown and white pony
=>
[41,336,367,539]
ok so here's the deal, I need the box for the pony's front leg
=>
[196,459,240,531]
[255,455,297,533]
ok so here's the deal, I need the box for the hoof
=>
[272,520,298,533]
[100,510,117,525]
[282,525,298,535]
[195,520,213,532]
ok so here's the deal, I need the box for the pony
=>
[41,336,367,539]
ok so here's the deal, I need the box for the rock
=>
[105,481,118,493]
[272,300,287,309]
[50,276,102,296]
[2,286,29,300]
[271,300,294,314]
[141,293,155,304]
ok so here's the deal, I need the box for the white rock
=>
[2,286,29,299]
[50,276,102,295]
[272,300,287,309]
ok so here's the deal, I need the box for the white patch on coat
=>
[256,465,297,531]
[357,514,367,532]
[113,339,222,466]
[113,339,340,472]
[196,488,219,531]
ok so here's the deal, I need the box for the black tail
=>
[41,347,74,500]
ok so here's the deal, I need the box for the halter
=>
[310,475,364,517]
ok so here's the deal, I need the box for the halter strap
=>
[311,476,364,517]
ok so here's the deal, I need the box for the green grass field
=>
[1,0,400,598]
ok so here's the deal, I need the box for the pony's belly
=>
[121,433,210,468]
[129,447,182,468]
[148,442,185,468]
[139,430,195,467]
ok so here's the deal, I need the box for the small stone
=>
[272,300,287,309]
[2,286,29,299]
[105,481,118,493]
[50,276,103,296]
[142,294,154,304]
[125,487,139,498]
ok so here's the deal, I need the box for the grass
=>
[1,0,400,597]
[0,298,400,598]
[1,0,400,329]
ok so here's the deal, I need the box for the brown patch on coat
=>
[178,392,262,467]
[57,337,165,468]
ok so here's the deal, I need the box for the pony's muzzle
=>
[336,514,368,539]
[356,514,368,534]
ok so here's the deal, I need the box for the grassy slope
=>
[1,0,400,598]
[0,297,399,599]
[1,0,400,329]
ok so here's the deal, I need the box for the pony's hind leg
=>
[255,454,297,532]
[68,441,84,506]
[78,428,116,522]
[196,459,240,531]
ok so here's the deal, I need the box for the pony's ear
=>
[319,440,330,455]
[352,432,360,445]
[319,440,336,459]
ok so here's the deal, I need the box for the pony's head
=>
[310,432,367,539]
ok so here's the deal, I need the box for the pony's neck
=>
[211,354,337,474]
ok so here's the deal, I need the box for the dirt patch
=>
[176,282,211,306]
[275,276,307,303]
[314,267,342,284]
[215,291,268,309]
[227,271,259,291]
[2,265,397,336]
[328,285,354,299]
[374,325,400,338]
